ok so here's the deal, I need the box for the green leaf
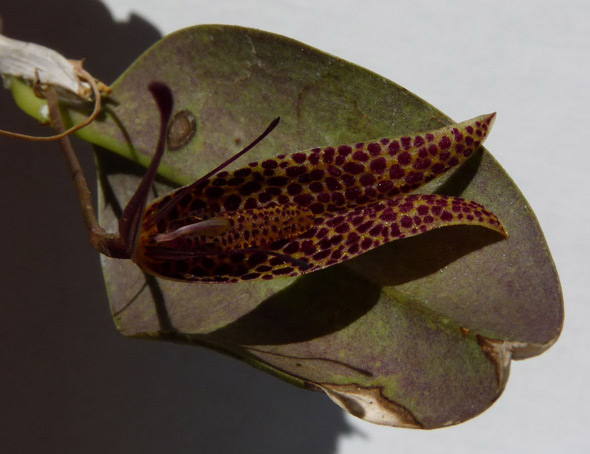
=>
[13,25,563,428]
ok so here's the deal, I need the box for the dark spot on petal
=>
[439,136,451,149]
[370,157,387,174]
[401,137,412,150]
[309,203,324,214]
[313,250,331,261]
[388,141,400,155]
[367,143,382,156]
[301,240,316,256]
[417,205,429,215]
[286,166,307,178]
[335,223,350,234]
[364,187,377,198]
[328,165,342,177]
[346,232,360,244]
[325,177,341,191]
[294,193,314,206]
[310,182,324,193]
[389,164,404,179]
[310,169,324,180]
[405,172,424,185]
[262,159,278,169]
[223,194,242,211]
[283,242,299,254]
[377,180,394,193]
[343,162,365,174]
[228,177,245,186]
[360,174,376,187]
[431,163,445,174]
[235,168,252,178]
[205,186,224,199]
[441,211,454,221]
[401,216,413,228]
[239,181,262,196]
[397,151,412,165]
[213,263,234,276]
[357,221,373,233]
[190,198,207,211]
[353,150,370,162]
[265,187,282,197]
[268,176,289,186]
[331,192,345,205]
[413,158,432,170]
[272,266,294,275]
[293,153,306,163]
[338,145,352,156]
[361,238,373,250]
[369,224,382,236]
[244,198,257,209]
[398,201,414,213]
[345,187,362,200]
[297,173,312,184]
[316,192,330,203]
[341,174,356,187]
[178,192,192,208]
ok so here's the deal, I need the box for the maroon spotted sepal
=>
[134,113,505,282]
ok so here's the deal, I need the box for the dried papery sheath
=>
[0,34,90,98]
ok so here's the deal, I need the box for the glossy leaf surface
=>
[37,26,563,427]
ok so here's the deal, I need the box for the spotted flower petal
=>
[134,113,504,282]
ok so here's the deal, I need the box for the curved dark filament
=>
[118,82,174,256]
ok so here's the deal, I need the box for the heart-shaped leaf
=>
[9,25,563,428]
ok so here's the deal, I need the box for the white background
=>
[4,0,589,452]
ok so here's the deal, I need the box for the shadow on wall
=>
[0,1,353,453]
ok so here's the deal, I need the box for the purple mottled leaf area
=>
[72,25,561,428]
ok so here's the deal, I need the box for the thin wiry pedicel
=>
[134,113,504,282]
